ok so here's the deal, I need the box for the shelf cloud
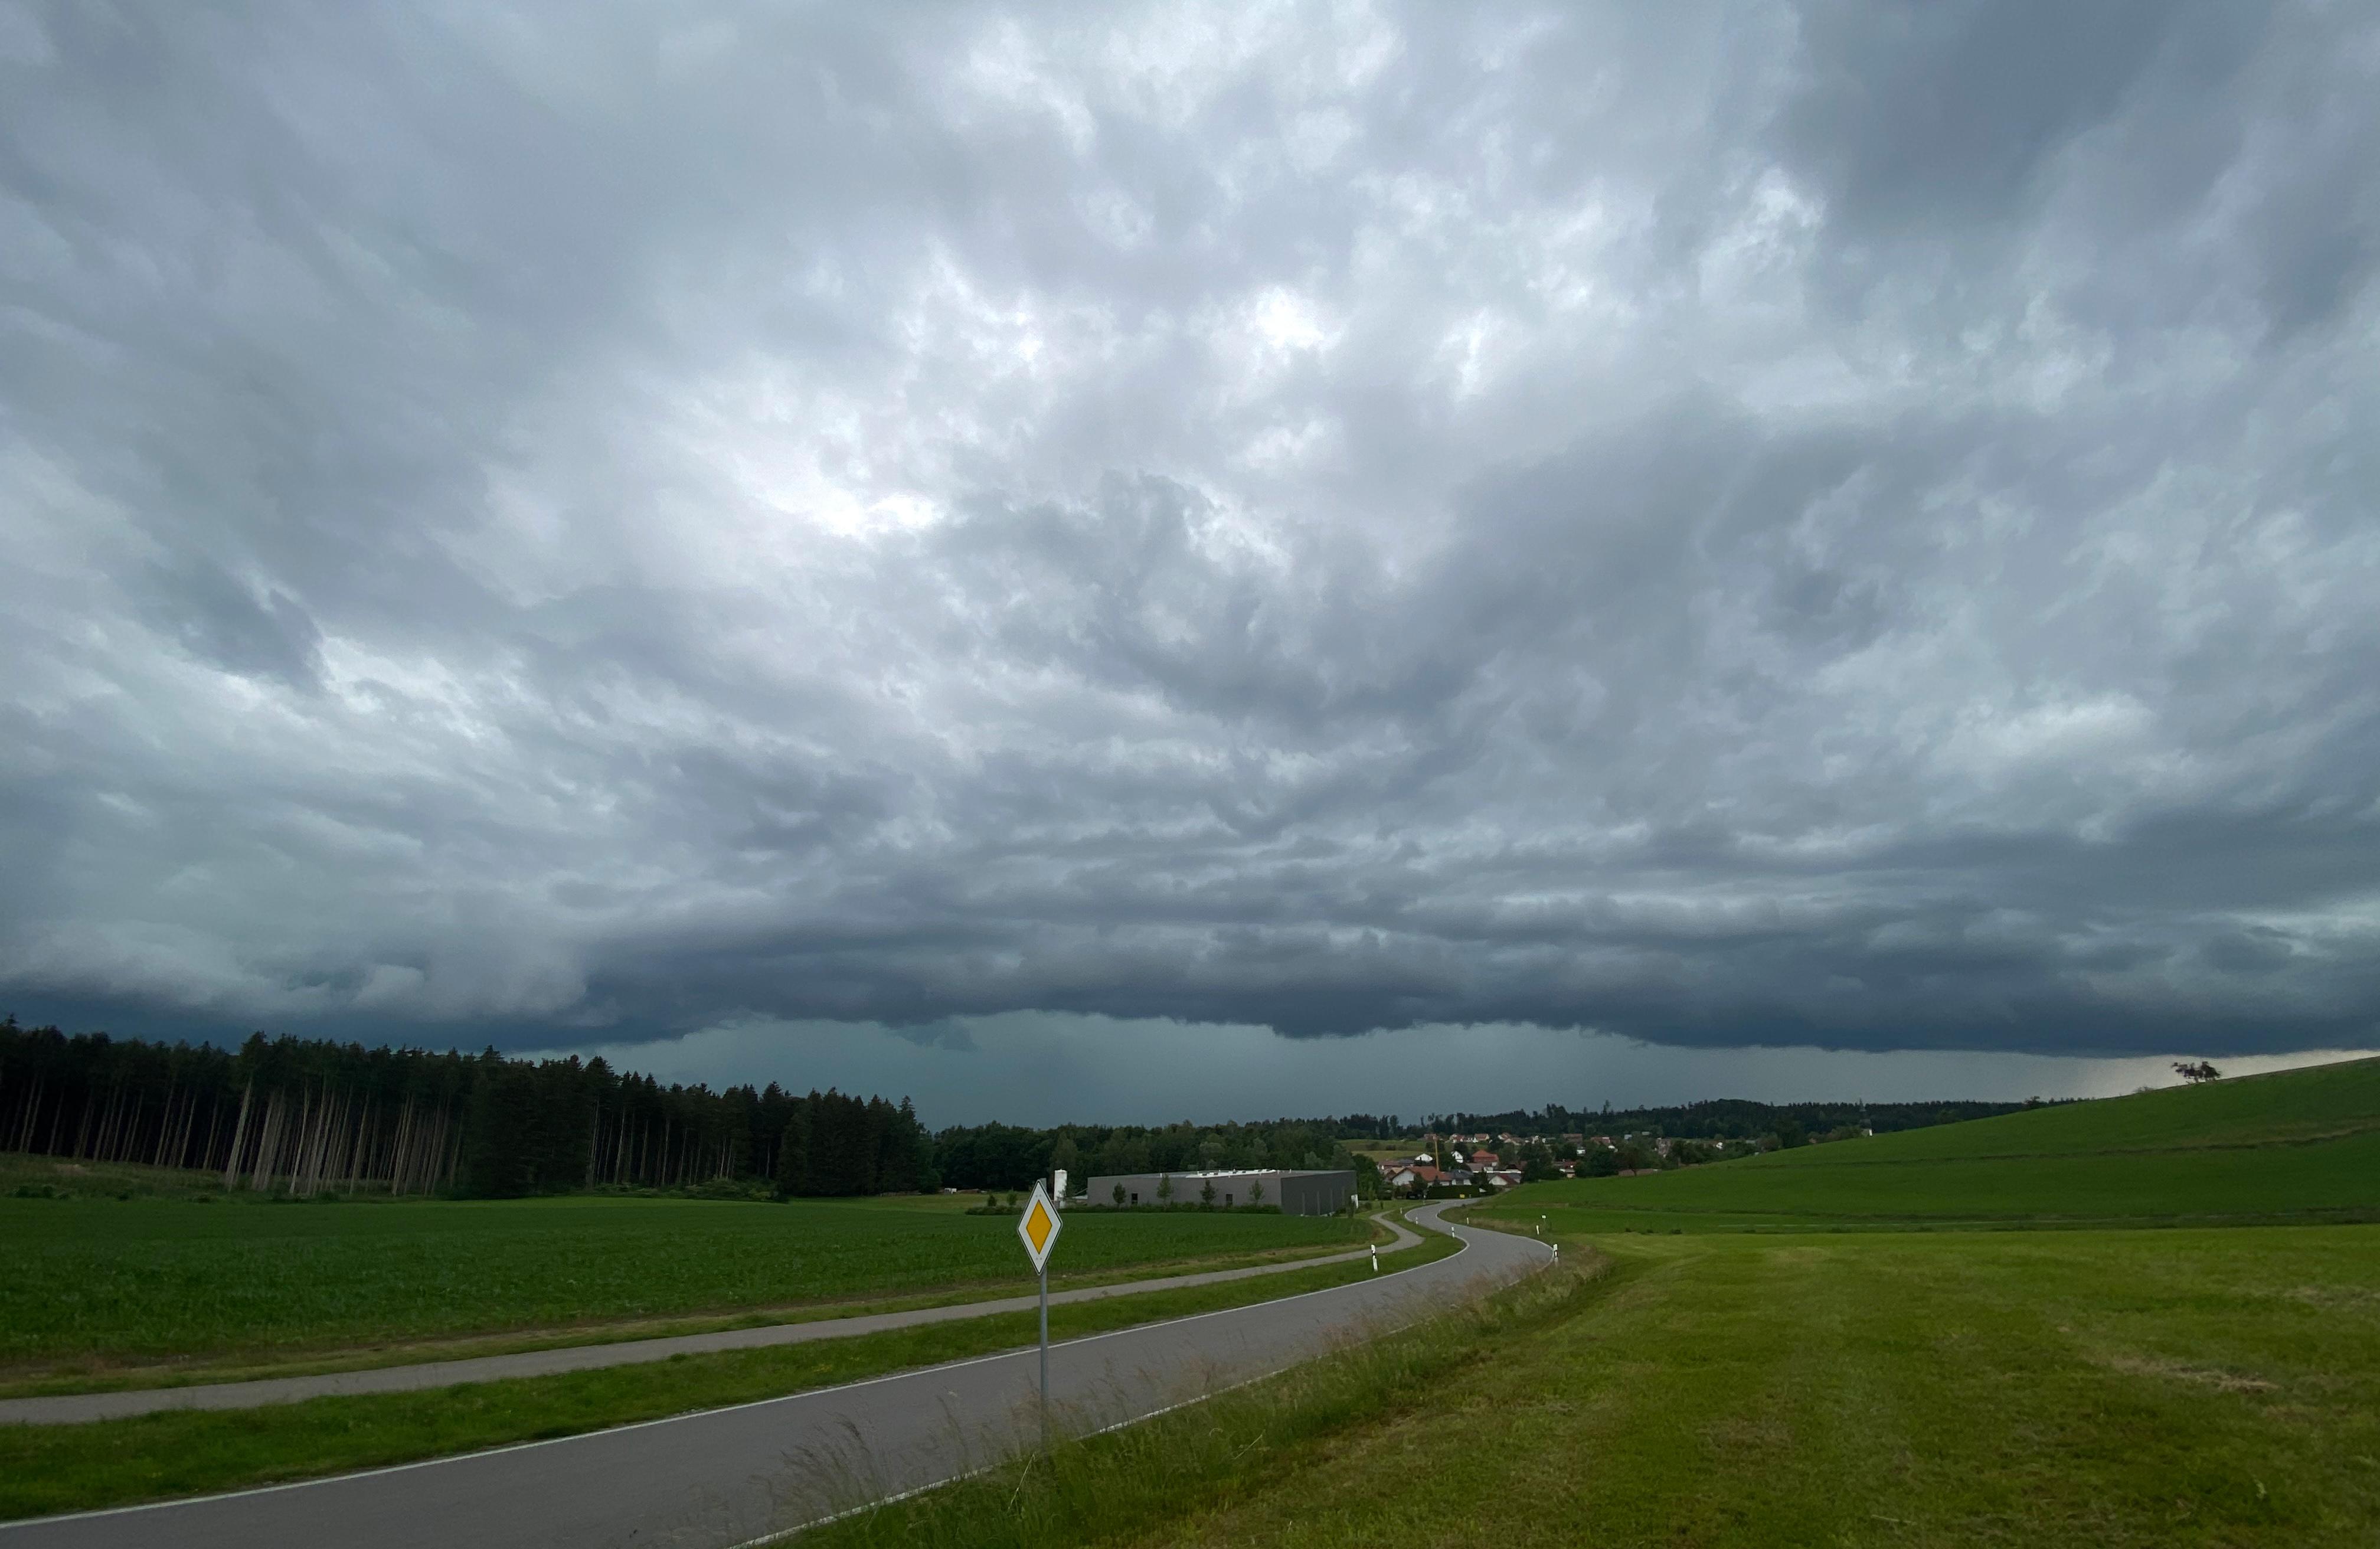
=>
[4,3,2376,1075]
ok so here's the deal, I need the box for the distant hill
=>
[1432,1097,2036,1140]
[1509,1056,2380,1230]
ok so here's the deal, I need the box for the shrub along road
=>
[0,1202,1549,1548]
[0,1212,1426,1424]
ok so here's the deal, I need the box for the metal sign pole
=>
[1038,1262,1050,1453]
[1016,1178,1062,1458]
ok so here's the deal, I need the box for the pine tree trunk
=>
[306,1087,329,1194]
[13,1074,39,1152]
[150,1083,175,1166]
[306,1087,334,1194]
[305,1086,330,1194]
[348,1096,371,1192]
[222,1081,255,1191]
[249,1089,282,1192]
[246,1090,272,1192]
[285,1087,310,1195]
[392,1099,417,1194]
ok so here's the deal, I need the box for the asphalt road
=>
[0,1213,1426,1426]
[0,1202,1549,1549]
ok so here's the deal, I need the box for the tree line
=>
[1423,1096,2038,1141]
[0,1015,934,1200]
[931,1117,1380,1195]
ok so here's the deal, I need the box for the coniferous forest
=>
[0,1015,935,1200]
[4,1013,2052,1205]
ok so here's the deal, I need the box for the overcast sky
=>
[4,3,2376,1126]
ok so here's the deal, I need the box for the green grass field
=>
[0,1177,1368,1381]
[1518,1056,2380,1231]
[0,1211,1463,1521]
[12,1065,2378,1541]
[806,1061,2380,1548]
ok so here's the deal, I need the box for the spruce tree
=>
[774,1102,811,1197]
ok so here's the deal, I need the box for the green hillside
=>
[800,1063,2380,1549]
[1509,1056,2380,1231]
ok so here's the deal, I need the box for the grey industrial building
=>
[1080,1168,1357,1217]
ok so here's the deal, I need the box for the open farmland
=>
[1519,1055,2380,1232]
[812,1062,2380,1549]
[0,1187,1366,1380]
[0,1213,1461,1521]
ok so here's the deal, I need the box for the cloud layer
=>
[4,2,2377,1060]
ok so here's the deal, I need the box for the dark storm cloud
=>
[3,1,2376,1062]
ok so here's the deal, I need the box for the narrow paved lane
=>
[0,1214,1425,1426]
[0,1204,1547,1548]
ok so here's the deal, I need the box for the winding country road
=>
[0,1202,1548,1548]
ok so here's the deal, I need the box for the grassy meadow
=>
[0,1213,1463,1521]
[0,1177,1368,1383]
[1521,1055,2380,1232]
[806,1060,2380,1548]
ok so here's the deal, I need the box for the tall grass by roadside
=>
[781,1250,1611,1549]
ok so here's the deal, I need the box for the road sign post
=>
[1016,1179,1063,1452]
[1038,1262,1048,1452]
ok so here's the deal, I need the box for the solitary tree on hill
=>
[2173,1060,2223,1084]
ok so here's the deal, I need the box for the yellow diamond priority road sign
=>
[1017,1179,1062,1274]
